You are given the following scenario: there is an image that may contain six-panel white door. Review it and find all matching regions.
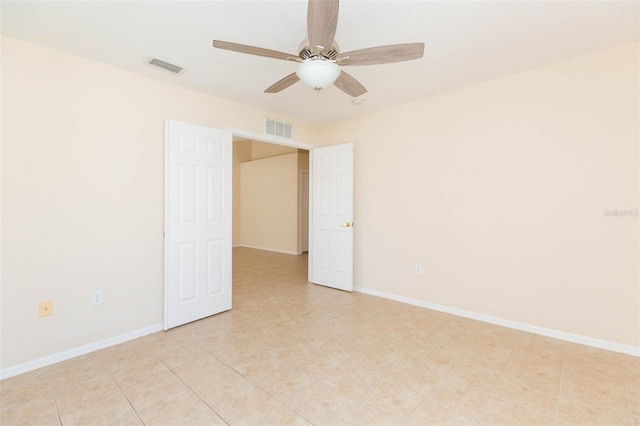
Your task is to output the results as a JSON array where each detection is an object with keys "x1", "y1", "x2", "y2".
[
  {"x1": 164, "y1": 120, "x2": 232, "y2": 330},
  {"x1": 309, "y1": 143, "x2": 354, "y2": 291}
]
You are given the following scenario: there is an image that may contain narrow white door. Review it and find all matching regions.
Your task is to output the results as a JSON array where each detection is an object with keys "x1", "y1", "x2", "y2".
[
  {"x1": 164, "y1": 120, "x2": 232, "y2": 330},
  {"x1": 300, "y1": 170, "x2": 309, "y2": 253},
  {"x1": 309, "y1": 143, "x2": 354, "y2": 291}
]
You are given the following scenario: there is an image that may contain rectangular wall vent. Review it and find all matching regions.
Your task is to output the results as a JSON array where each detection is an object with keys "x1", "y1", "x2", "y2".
[
  {"x1": 265, "y1": 118, "x2": 293, "y2": 139},
  {"x1": 147, "y1": 57, "x2": 183, "y2": 74}
]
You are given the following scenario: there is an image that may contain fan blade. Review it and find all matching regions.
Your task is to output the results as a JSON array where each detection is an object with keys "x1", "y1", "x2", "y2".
[
  {"x1": 336, "y1": 43, "x2": 424, "y2": 66},
  {"x1": 265, "y1": 73, "x2": 300, "y2": 93},
  {"x1": 213, "y1": 40, "x2": 299, "y2": 61},
  {"x1": 334, "y1": 71, "x2": 367, "y2": 97},
  {"x1": 307, "y1": 0, "x2": 339, "y2": 54}
]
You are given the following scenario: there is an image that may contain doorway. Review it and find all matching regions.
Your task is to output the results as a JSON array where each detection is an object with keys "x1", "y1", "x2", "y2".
[{"x1": 232, "y1": 139, "x2": 309, "y2": 255}]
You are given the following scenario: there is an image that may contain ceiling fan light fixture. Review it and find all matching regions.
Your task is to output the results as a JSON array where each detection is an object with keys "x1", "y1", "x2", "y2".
[{"x1": 296, "y1": 59, "x2": 340, "y2": 91}]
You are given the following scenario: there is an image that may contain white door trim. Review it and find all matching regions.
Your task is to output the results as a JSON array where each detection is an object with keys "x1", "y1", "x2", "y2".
[
  {"x1": 299, "y1": 169, "x2": 310, "y2": 254},
  {"x1": 226, "y1": 127, "x2": 317, "y2": 150}
]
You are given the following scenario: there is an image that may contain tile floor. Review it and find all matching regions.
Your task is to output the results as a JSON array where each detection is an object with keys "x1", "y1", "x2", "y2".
[{"x1": 1, "y1": 247, "x2": 638, "y2": 425}]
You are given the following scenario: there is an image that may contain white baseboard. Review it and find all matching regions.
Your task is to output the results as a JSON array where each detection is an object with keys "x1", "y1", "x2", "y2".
[
  {"x1": 354, "y1": 286, "x2": 640, "y2": 357},
  {"x1": 0, "y1": 323, "x2": 163, "y2": 380},
  {"x1": 235, "y1": 244, "x2": 299, "y2": 255}
]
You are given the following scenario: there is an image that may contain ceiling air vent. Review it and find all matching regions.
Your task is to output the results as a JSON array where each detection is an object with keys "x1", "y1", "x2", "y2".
[
  {"x1": 146, "y1": 57, "x2": 183, "y2": 74},
  {"x1": 265, "y1": 118, "x2": 293, "y2": 139}
]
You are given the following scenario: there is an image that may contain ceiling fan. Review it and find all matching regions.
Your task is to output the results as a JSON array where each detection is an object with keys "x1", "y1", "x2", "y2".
[{"x1": 212, "y1": 0, "x2": 424, "y2": 97}]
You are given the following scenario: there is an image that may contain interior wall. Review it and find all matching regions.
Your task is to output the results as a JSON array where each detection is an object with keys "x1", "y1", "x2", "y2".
[
  {"x1": 0, "y1": 35, "x2": 315, "y2": 371},
  {"x1": 240, "y1": 153, "x2": 300, "y2": 254},
  {"x1": 232, "y1": 140, "x2": 252, "y2": 246},
  {"x1": 250, "y1": 141, "x2": 297, "y2": 161},
  {"x1": 311, "y1": 41, "x2": 640, "y2": 348}
]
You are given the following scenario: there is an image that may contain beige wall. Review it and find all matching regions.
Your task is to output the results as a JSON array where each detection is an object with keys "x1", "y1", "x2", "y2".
[
  {"x1": 311, "y1": 42, "x2": 639, "y2": 347},
  {"x1": 240, "y1": 153, "x2": 299, "y2": 254},
  {"x1": 232, "y1": 140, "x2": 252, "y2": 245},
  {"x1": 0, "y1": 36, "x2": 314, "y2": 370},
  {"x1": 250, "y1": 141, "x2": 297, "y2": 161},
  {"x1": 233, "y1": 141, "x2": 303, "y2": 246}
]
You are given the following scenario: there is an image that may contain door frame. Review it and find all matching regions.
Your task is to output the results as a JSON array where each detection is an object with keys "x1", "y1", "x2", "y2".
[
  {"x1": 225, "y1": 127, "x2": 318, "y2": 280},
  {"x1": 299, "y1": 169, "x2": 310, "y2": 254}
]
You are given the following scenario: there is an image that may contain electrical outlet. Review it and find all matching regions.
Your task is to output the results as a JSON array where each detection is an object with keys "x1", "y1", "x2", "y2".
[
  {"x1": 415, "y1": 264, "x2": 422, "y2": 274},
  {"x1": 39, "y1": 301, "x2": 53, "y2": 317},
  {"x1": 93, "y1": 291, "x2": 103, "y2": 305}
]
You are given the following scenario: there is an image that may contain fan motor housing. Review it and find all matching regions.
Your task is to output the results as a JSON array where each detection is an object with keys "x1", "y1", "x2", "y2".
[{"x1": 298, "y1": 41, "x2": 339, "y2": 61}]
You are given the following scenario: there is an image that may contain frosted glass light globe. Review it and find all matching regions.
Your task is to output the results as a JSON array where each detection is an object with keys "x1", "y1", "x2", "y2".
[{"x1": 296, "y1": 59, "x2": 341, "y2": 91}]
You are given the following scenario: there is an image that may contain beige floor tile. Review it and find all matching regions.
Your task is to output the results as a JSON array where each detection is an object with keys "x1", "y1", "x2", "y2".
[
  {"x1": 349, "y1": 353, "x2": 400, "y2": 377},
  {"x1": 291, "y1": 351, "x2": 350, "y2": 381},
  {"x1": 109, "y1": 411, "x2": 144, "y2": 425},
  {"x1": 287, "y1": 381, "x2": 352, "y2": 425},
  {"x1": 319, "y1": 360, "x2": 379, "y2": 398},
  {"x1": 136, "y1": 387, "x2": 210, "y2": 425},
  {"x1": 558, "y1": 395, "x2": 633, "y2": 425},
  {"x1": 257, "y1": 366, "x2": 317, "y2": 403},
  {"x1": 0, "y1": 371, "x2": 53, "y2": 409},
  {"x1": 325, "y1": 402, "x2": 394, "y2": 425},
  {"x1": 518, "y1": 333, "x2": 566, "y2": 355},
  {"x1": 120, "y1": 370, "x2": 187, "y2": 411},
  {"x1": 111, "y1": 357, "x2": 169, "y2": 389},
  {"x1": 189, "y1": 364, "x2": 254, "y2": 406},
  {"x1": 54, "y1": 374, "x2": 124, "y2": 415},
  {"x1": 619, "y1": 354, "x2": 640, "y2": 384},
  {"x1": 153, "y1": 342, "x2": 209, "y2": 370},
  {"x1": 480, "y1": 397, "x2": 554, "y2": 425},
  {"x1": 357, "y1": 378, "x2": 426, "y2": 424},
  {"x1": 102, "y1": 347, "x2": 158, "y2": 373},
  {"x1": 0, "y1": 394, "x2": 60, "y2": 426},
  {"x1": 380, "y1": 364, "x2": 441, "y2": 396},
  {"x1": 295, "y1": 324, "x2": 345, "y2": 348},
  {"x1": 60, "y1": 391, "x2": 134, "y2": 425},
  {"x1": 210, "y1": 384, "x2": 280, "y2": 425},
  {"x1": 561, "y1": 365, "x2": 629, "y2": 412},
  {"x1": 477, "y1": 322, "x2": 525, "y2": 343},
  {"x1": 405, "y1": 398, "x2": 476, "y2": 425},
  {"x1": 404, "y1": 347, "x2": 454, "y2": 375},
  {"x1": 462, "y1": 341, "x2": 514, "y2": 371},
  {"x1": 426, "y1": 374, "x2": 492, "y2": 421},
  {"x1": 254, "y1": 403, "x2": 312, "y2": 425},
  {"x1": 495, "y1": 374, "x2": 559, "y2": 416},
  {"x1": 503, "y1": 348, "x2": 562, "y2": 388},
  {"x1": 47, "y1": 355, "x2": 110, "y2": 389},
  {"x1": 181, "y1": 408, "x2": 228, "y2": 426},
  {"x1": 196, "y1": 331, "x2": 240, "y2": 352},
  {"x1": 627, "y1": 388, "x2": 640, "y2": 418},
  {"x1": 564, "y1": 343, "x2": 622, "y2": 378},
  {"x1": 303, "y1": 338, "x2": 360, "y2": 362},
  {"x1": 172, "y1": 354, "x2": 229, "y2": 387},
  {"x1": 213, "y1": 338, "x2": 261, "y2": 366},
  {"x1": 446, "y1": 360, "x2": 503, "y2": 389},
  {"x1": 229, "y1": 348, "x2": 290, "y2": 382}
]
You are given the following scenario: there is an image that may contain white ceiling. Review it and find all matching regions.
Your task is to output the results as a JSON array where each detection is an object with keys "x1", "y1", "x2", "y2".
[{"x1": 2, "y1": 1, "x2": 638, "y2": 123}]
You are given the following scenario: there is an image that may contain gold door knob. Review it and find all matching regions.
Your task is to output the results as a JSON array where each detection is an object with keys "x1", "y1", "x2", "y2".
[{"x1": 340, "y1": 222, "x2": 352, "y2": 228}]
